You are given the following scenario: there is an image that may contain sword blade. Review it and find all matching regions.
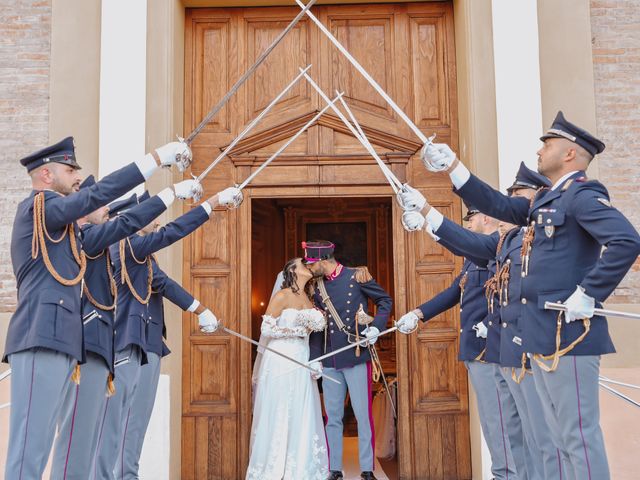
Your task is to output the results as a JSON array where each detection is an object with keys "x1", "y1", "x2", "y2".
[
  {"x1": 237, "y1": 92, "x2": 343, "y2": 189},
  {"x1": 295, "y1": 0, "x2": 430, "y2": 145},
  {"x1": 306, "y1": 326, "x2": 398, "y2": 364},
  {"x1": 599, "y1": 376, "x2": 640, "y2": 390},
  {"x1": 544, "y1": 302, "x2": 640, "y2": 320},
  {"x1": 0, "y1": 369, "x2": 10, "y2": 382},
  {"x1": 185, "y1": 0, "x2": 319, "y2": 144},
  {"x1": 222, "y1": 327, "x2": 341, "y2": 384},
  {"x1": 197, "y1": 65, "x2": 312, "y2": 182},
  {"x1": 599, "y1": 382, "x2": 640, "y2": 408}
]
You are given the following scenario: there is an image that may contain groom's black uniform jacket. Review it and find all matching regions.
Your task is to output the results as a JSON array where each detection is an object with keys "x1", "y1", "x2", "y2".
[{"x1": 309, "y1": 266, "x2": 392, "y2": 369}]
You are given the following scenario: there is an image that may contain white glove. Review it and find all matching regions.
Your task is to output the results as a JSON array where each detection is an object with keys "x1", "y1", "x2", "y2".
[
  {"x1": 563, "y1": 286, "x2": 595, "y2": 323},
  {"x1": 362, "y1": 326, "x2": 380, "y2": 345},
  {"x1": 472, "y1": 322, "x2": 488, "y2": 338},
  {"x1": 420, "y1": 143, "x2": 457, "y2": 172},
  {"x1": 309, "y1": 361, "x2": 323, "y2": 380},
  {"x1": 402, "y1": 211, "x2": 426, "y2": 232},
  {"x1": 217, "y1": 186, "x2": 243, "y2": 209},
  {"x1": 198, "y1": 309, "x2": 219, "y2": 333},
  {"x1": 397, "y1": 184, "x2": 426, "y2": 212},
  {"x1": 396, "y1": 311, "x2": 419, "y2": 334},
  {"x1": 155, "y1": 141, "x2": 193, "y2": 172},
  {"x1": 173, "y1": 179, "x2": 203, "y2": 200}
]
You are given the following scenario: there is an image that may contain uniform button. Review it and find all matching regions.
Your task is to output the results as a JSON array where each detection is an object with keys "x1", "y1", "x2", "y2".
[
  {"x1": 348, "y1": 293, "x2": 352, "y2": 296},
  {"x1": 346, "y1": 310, "x2": 350, "y2": 313},
  {"x1": 459, "y1": 308, "x2": 463, "y2": 313},
  {"x1": 345, "y1": 317, "x2": 350, "y2": 321},
  {"x1": 98, "y1": 315, "x2": 102, "y2": 319},
  {"x1": 502, "y1": 322, "x2": 507, "y2": 328},
  {"x1": 488, "y1": 321, "x2": 492, "y2": 326},
  {"x1": 347, "y1": 301, "x2": 351, "y2": 304},
  {"x1": 331, "y1": 330, "x2": 334, "y2": 334},
  {"x1": 547, "y1": 219, "x2": 552, "y2": 224},
  {"x1": 521, "y1": 272, "x2": 526, "y2": 277},
  {"x1": 59, "y1": 299, "x2": 64, "y2": 305},
  {"x1": 521, "y1": 298, "x2": 527, "y2": 304},
  {"x1": 506, "y1": 259, "x2": 511, "y2": 264},
  {"x1": 502, "y1": 302, "x2": 507, "y2": 307},
  {"x1": 460, "y1": 328, "x2": 463, "y2": 333},
  {"x1": 330, "y1": 322, "x2": 334, "y2": 326},
  {"x1": 350, "y1": 284, "x2": 354, "y2": 288}
]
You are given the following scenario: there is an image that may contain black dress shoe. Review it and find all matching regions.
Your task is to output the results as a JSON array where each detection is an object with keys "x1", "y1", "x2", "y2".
[
  {"x1": 360, "y1": 472, "x2": 378, "y2": 480},
  {"x1": 327, "y1": 471, "x2": 344, "y2": 480}
]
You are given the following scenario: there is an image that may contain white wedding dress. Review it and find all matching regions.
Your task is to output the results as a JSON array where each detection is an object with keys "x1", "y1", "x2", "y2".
[{"x1": 246, "y1": 308, "x2": 329, "y2": 480}]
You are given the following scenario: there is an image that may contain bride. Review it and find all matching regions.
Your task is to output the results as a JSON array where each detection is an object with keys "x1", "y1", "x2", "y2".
[{"x1": 246, "y1": 258, "x2": 329, "y2": 480}]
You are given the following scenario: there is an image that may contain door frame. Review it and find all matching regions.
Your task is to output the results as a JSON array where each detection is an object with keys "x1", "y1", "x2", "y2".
[{"x1": 238, "y1": 184, "x2": 412, "y2": 474}]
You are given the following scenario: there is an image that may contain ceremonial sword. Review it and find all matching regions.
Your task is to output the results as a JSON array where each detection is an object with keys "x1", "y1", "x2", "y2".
[
  {"x1": 184, "y1": 0, "x2": 319, "y2": 146},
  {"x1": 220, "y1": 326, "x2": 341, "y2": 384},
  {"x1": 599, "y1": 381, "x2": 640, "y2": 408},
  {"x1": 294, "y1": 0, "x2": 435, "y2": 148},
  {"x1": 544, "y1": 302, "x2": 640, "y2": 320},
  {"x1": 306, "y1": 326, "x2": 398, "y2": 364}
]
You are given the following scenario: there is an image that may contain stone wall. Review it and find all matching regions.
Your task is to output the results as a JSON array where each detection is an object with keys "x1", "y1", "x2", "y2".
[
  {"x1": 591, "y1": 0, "x2": 640, "y2": 302},
  {"x1": 0, "y1": 0, "x2": 51, "y2": 311}
]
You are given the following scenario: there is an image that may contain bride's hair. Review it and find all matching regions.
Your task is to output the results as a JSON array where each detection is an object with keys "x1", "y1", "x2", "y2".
[{"x1": 281, "y1": 258, "x2": 314, "y2": 298}]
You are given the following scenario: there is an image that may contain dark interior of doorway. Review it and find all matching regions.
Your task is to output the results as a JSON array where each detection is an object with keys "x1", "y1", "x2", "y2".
[{"x1": 251, "y1": 197, "x2": 399, "y2": 478}]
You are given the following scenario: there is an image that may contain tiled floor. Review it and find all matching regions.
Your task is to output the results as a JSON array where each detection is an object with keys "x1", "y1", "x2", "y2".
[{"x1": 342, "y1": 436, "x2": 391, "y2": 480}]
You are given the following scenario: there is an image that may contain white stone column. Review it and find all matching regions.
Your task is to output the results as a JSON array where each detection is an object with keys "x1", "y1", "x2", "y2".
[
  {"x1": 491, "y1": 0, "x2": 543, "y2": 191},
  {"x1": 98, "y1": 0, "x2": 147, "y2": 187}
]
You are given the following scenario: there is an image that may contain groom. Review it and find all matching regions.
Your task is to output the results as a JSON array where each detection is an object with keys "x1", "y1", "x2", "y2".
[{"x1": 304, "y1": 240, "x2": 392, "y2": 480}]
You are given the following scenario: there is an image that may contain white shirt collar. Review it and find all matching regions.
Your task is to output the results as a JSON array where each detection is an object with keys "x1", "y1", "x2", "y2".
[{"x1": 551, "y1": 170, "x2": 580, "y2": 191}]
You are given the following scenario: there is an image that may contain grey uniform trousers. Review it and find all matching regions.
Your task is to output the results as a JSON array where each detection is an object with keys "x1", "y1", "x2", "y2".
[
  {"x1": 91, "y1": 346, "x2": 142, "y2": 480},
  {"x1": 5, "y1": 348, "x2": 76, "y2": 480},
  {"x1": 322, "y1": 362, "x2": 375, "y2": 472},
  {"x1": 115, "y1": 352, "x2": 161, "y2": 480},
  {"x1": 501, "y1": 367, "x2": 567, "y2": 479},
  {"x1": 532, "y1": 355, "x2": 610, "y2": 480},
  {"x1": 465, "y1": 361, "x2": 519, "y2": 480},
  {"x1": 51, "y1": 352, "x2": 110, "y2": 480}
]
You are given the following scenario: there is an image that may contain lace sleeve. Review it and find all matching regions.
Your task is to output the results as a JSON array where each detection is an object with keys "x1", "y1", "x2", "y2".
[{"x1": 260, "y1": 314, "x2": 308, "y2": 338}]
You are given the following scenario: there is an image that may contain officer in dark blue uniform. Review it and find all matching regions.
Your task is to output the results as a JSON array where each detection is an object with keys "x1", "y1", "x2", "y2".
[
  {"x1": 93, "y1": 187, "x2": 240, "y2": 478},
  {"x1": 397, "y1": 202, "x2": 523, "y2": 480},
  {"x1": 50, "y1": 175, "x2": 195, "y2": 480},
  {"x1": 419, "y1": 111, "x2": 640, "y2": 479},
  {"x1": 114, "y1": 194, "x2": 218, "y2": 480},
  {"x1": 4, "y1": 136, "x2": 192, "y2": 479},
  {"x1": 305, "y1": 240, "x2": 392, "y2": 480},
  {"x1": 400, "y1": 164, "x2": 571, "y2": 480}
]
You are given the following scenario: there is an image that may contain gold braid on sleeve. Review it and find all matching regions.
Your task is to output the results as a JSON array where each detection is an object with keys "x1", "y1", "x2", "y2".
[{"x1": 31, "y1": 192, "x2": 86, "y2": 286}]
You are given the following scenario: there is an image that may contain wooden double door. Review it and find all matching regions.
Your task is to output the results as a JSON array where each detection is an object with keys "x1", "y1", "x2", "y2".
[{"x1": 182, "y1": 2, "x2": 471, "y2": 478}]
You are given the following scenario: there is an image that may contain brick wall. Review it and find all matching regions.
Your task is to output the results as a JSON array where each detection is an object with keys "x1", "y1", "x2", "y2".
[
  {"x1": 0, "y1": 1, "x2": 51, "y2": 312},
  {"x1": 591, "y1": 0, "x2": 640, "y2": 303}
]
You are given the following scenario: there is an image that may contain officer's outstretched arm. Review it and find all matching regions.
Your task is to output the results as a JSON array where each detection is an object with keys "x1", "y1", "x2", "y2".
[
  {"x1": 130, "y1": 203, "x2": 211, "y2": 258},
  {"x1": 435, "y1": 218, "x2": 500, "y2": 264},
  {"x1": 82, "y1": 196, "x2": 169, "y2": 256},
  {"x1": 416, "y1": 271, "x2": 462, "y2": 322}
]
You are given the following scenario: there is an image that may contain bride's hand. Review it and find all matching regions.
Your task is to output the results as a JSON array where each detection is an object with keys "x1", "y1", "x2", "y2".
[{"x1": 309, "y1": 361, "x2": 323, "y2": 380}]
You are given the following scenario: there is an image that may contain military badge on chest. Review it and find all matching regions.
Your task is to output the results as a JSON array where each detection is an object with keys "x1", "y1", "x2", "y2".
[{"x1": 537, "y1": 208, "x2": 557, "y2": 238}]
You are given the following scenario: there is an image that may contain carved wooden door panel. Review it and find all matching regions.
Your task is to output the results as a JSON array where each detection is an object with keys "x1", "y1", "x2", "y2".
[{"x1": 184, "y1": 3, "x2": 467, "y2": 478}]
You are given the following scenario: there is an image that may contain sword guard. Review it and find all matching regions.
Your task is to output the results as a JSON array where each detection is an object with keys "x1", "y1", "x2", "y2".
[{"x1": 174, "y1": 136, "x2": 193, "y2": 173}]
